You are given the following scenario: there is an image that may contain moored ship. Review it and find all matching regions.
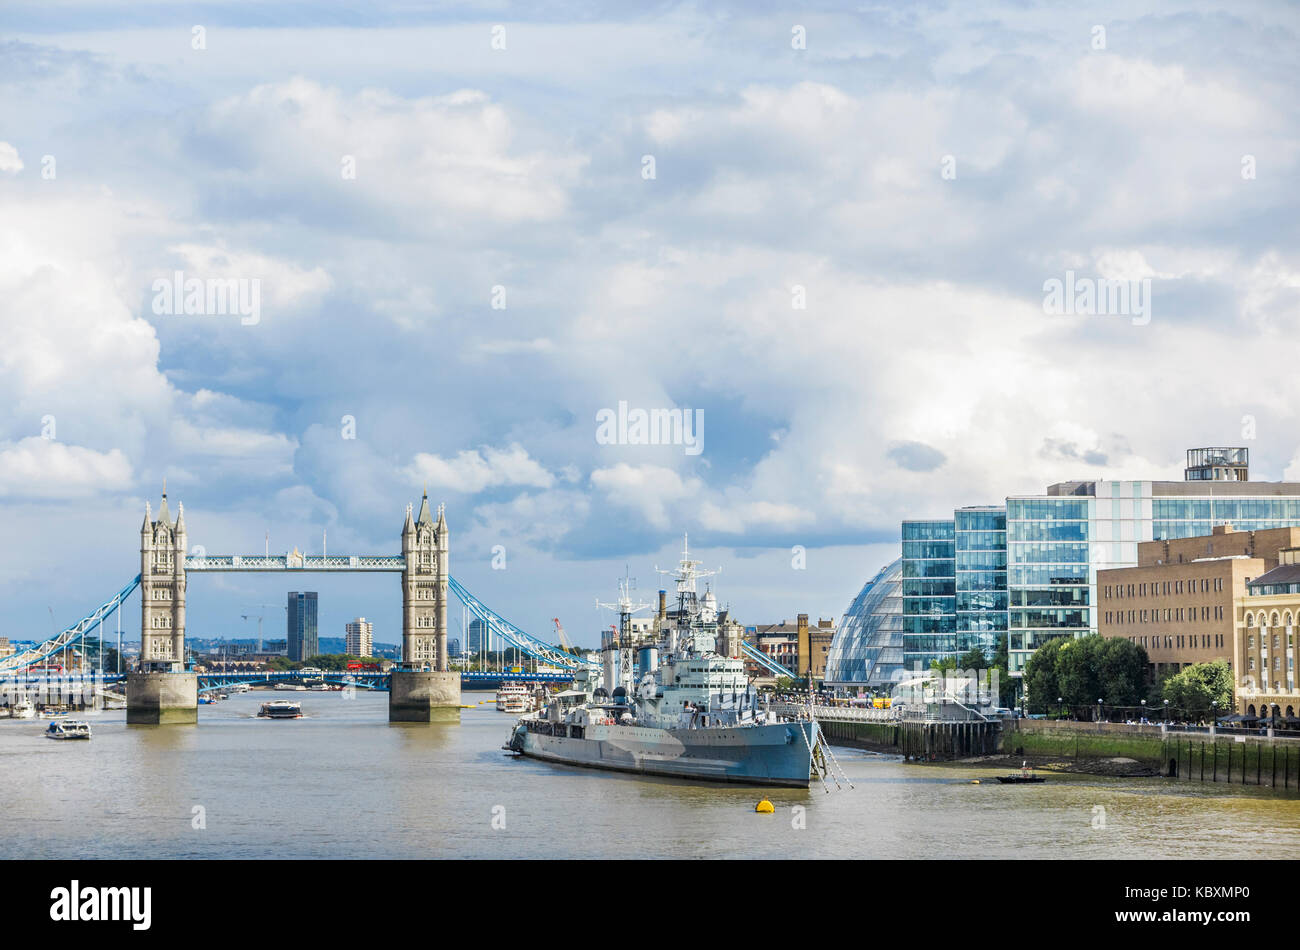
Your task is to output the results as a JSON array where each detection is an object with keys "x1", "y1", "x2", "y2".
[
  {"x1": 496, "y1": 682, "x2": 534, "y2": 713},
  {"x1": 506, "y1": 538, "x2": 827, "y2": 788}
]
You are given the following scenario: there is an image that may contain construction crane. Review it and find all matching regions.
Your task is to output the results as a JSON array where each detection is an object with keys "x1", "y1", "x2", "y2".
[
  {"x1": 552, "y1": 618, "x2": 574, "y2": 654},
  {"x1": 243, "y1": 602, "x2": 287, "y2": 652}
]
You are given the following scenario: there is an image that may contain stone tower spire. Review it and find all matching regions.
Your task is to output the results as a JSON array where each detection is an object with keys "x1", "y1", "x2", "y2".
[{"x1": 401, "y1": 493, "x2": 449, "y2": 671}]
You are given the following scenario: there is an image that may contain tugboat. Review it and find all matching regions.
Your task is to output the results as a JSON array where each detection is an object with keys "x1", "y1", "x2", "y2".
[
  {"x1": 996, "y1": 761, "x2": 1046, "y2": 784},
  {"x1": 44, "y1": 719, "x2": 92, "y2": 740},
  {"x1": 257, "y1": 700, "x2": 303, "y2": 719},
  {"x1": 505, "y1": 538, "x2": 842, "y2": 789}
]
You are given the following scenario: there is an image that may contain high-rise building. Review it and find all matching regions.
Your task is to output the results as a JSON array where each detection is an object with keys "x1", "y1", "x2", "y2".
[
  {"x1": 345, "y1": 617, "x2": 373, "y2": 657},
  {"x1": 467, "y1": 618, "x2": 490, "y2": 654},
  {"x1": 884, "y1": 447, "x2": 1300, "y2": 681},
  {"x1": 287, "y1": 592, "x2": 318, "y2": 662},
  {"x1": 901, "y1": 520, "x2": 955, "y2": 670}
]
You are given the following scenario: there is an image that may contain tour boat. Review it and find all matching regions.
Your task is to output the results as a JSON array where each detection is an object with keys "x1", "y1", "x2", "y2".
[
  {"x1": 496, "y1": 683, "x2": 533, "y2": 713},
  {"x1": 10, "y1": 700, "x2": 35, "y2": 719},
  {"x1": 257, "y1": 700, "x2": 303, "y2": 719},
  {"x1": 45, "y1": 719, "x2": 92, "y2": 740}
]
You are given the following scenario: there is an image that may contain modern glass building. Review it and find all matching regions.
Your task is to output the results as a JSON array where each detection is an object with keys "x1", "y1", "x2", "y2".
[
  {"x1": 901, "y1": 521, "x2": 956, "y2": 670},
  {"x1": 287, "y1": 591, "x2": 319, "y2": 662},
  {"x1": 834, "y1": 448, "x2": 1300, "y2": 689},
  {"x1": 823, "y1": 558, "x2": 903, "y2": 688},
  {"x1": 955, "y1": 507, "x2": 1007, "y2": 658}
]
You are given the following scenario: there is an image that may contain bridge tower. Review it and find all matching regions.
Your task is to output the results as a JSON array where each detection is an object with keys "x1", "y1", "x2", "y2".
[
  {"x1": 390, "y1": 492, "x2": 460, "y2": 721},
  {"x1": 400, "y1": 492, "x2": 449, "y2": 670},
  {"x1": 128, "y1": 485, "x2": 198, "y2": 723}
]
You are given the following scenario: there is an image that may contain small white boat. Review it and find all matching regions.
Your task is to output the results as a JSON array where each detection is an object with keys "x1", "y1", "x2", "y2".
[
  {"x1": 10, "y1": 700, "x2": 35, "y2": 719},
  {"x1": 226, "y1": 683, "x2": 251, "y2": 694},
  {"x1": 257, "y1": 700, "x2": 303, "y2": 719},
  {"x1": 45, "y1": 719, "x2": 92, "y2": 740}
]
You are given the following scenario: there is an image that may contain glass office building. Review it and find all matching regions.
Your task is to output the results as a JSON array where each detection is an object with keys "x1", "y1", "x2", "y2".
[
  {"x1": 832, "y1": 449, "x2": 1300, "y2": 687},
  {"x1": 955, "y1": 507, "x2": 1007, "y2": 658},
  {"x1": 287, "y1": 591, "x2": 319, "y2": 662},
  {"x1": 901, "y1": 520, "x2": 956, "y2": 671},
  {"x1": 823, "y1": 558, "x2": 903, "y2": 688}
]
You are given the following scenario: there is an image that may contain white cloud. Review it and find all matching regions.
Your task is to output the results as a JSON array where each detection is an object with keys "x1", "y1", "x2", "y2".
[
  {"x1": 0, "y1": 142, "x2": 22, "y2": 174},
  {"x1": 0, "y1": 437, "x2": 132, "y2": 498},
  {"x1": 404, "y1": 444, "x2": 555, "y2": 494}
]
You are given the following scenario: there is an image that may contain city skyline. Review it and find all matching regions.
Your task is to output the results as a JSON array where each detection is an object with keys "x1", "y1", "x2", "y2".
[{"x1": 3, "y1": 1, "x2": 1299, "y2": 650}]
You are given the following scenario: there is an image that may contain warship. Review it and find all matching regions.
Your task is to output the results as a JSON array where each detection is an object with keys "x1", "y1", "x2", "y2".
[{"x1": 505, "y1": 538, "x2": 828, "y2": 787}]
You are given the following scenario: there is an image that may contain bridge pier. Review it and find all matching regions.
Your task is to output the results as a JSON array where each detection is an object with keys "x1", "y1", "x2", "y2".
[
  {"x1": 389, "y1": 670, "x2": 460, "y2": 723},
  {"x1": 126, "y1": 671, "x2": 197, "y2": 725}
]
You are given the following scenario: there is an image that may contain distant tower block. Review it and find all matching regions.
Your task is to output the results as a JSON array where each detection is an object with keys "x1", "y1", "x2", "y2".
[{"x1": 129, "y1": 484, "x2": 197, "y2": 724}]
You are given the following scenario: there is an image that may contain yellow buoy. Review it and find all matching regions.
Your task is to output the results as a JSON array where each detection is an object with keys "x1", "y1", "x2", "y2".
[
  {"x1": 755, "y1": 798, "x2": 775, "y2": 814},
  {"x1": 971, "y1": 780, "x2": 981, "y2": 785}
]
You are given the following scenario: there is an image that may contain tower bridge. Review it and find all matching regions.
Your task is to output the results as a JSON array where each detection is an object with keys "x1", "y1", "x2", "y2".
[{"x1": 0, "y1": 488, "x2": 596, "y2": 724}]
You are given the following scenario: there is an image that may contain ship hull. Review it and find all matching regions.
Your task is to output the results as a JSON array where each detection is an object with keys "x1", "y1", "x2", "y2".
[{"x1": 510, "y1": 720, "x2": 816, "y2": 787}]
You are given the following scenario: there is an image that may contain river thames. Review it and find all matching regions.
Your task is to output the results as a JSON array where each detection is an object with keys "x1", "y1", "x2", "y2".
[{"x1": 4, "y1": 690, "x2": 1299, "y2": 860}]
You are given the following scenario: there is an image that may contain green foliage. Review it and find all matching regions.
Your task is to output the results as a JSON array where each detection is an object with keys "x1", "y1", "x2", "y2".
[
  {"x1": 1022, "y1": 635, "x2": 1148, "y2": 716},
  {"x1": 1161, "y1": 660, "x2": 1234, "y2": 721},
  {"x1": 306, "y1": 653, "x2": 383, "y2": 671}
]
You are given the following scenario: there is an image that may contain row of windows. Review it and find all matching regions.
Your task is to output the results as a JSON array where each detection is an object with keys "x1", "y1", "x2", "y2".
[
  {"x1": 902, "y1": 521, "x2": 955, "y2": 541},
  {"x1": 1105, "y1": 577, "x2": 1224, "y2": 599},
  {"x1": 1245, "y1": 633, "x2": 1293, "y2": 650},
  {"x1": 1247, "y1": 655, "x2": 1294, "y2": 672},
  {"x1": 1007, "y1": 565, "x2": 1089, "y2": 586},
  {"x1": 1245, "y1": 611, "x2": 1297, "y2": 627},
  {"x1": 1007, "y1": 521, "x2": 1089, "y2": 542},
  {"x1": 955, "y1": 510, "x2": 1006, "y2": 531},
  {"x1": 1007, "y1": 499, "x2": 1090, "y2": 520},
  {"x1": 1104, "y1": 605, "x2": 1225, "y2": 624},
  {"x1": 1131, "y1": 633, "x2": 1226, "y2": 651},
  {"x1": 1008, "y1": 543, "x2": 1090, "y2": 564},
  {"x1": 902, "y1": 541, "x2": 955, "y2": 559},
  {"x1": 1153, "y1": 499, "x2": 1300, "y2": 520}
]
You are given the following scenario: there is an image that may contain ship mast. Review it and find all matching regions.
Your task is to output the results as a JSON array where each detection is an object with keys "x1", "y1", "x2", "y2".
[{"x1": 596, "y1": 569, "x2": 651, "y2": 698}]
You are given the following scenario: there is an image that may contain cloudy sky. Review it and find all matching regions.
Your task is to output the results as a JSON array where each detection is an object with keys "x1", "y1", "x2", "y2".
[{"x1": 2, "y1": 1, "x2": 1298, "y2": 650}]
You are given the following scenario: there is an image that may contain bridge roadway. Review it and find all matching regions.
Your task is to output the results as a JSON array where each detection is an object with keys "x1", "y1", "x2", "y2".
[{"x1": 0, "y1": 669, "x2": 575, "y2": 695}]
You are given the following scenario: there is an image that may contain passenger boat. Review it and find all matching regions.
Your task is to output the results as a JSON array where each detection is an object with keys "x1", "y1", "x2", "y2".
[
  {"x1": 496, "y1": 683, "x2": 533, "y2": 713},
  {"x1": 10, "y1": 700, "x2": 35, "y2": 719},
  {"x1": 45, "y1": 719, "x2": 92, "y2": 740},
  {"x1": 505, "y1": 540, "x2": 835, "y2": 789},
  {"x1": 274, "y1": 683, "x2": 307, "y2": 692},
  {"x1": 257, "y1": 700, "x2": 303, "y2": 719}
]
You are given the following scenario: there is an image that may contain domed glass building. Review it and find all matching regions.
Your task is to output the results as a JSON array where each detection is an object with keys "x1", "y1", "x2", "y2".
[{"x1": 823, "y1": 558, "x2": 904, "y2": 689}]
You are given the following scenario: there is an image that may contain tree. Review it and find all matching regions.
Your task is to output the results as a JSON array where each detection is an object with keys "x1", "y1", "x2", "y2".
[
  {"x1": 1021, "y1": 637, "x2": 1063, "y2": 715},
  {"x1": 1096, "y1": 636, "x2": 1148, "y2": 707},
  {"x1": 1162, "y1": 660, "x2": 1234, "y2": 721}
]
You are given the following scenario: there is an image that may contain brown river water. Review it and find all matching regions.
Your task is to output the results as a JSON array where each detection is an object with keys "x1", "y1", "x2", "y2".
[{"x1": 3, "y1": 689, "x2": 1298, "y2": 859}]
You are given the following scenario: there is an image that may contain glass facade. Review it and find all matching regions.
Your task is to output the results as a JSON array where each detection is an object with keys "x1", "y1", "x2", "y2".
[
  {"x1": 823, "y1": 558, "x2": 903, "y2": 687},
  {"x1": 1152, "y1": 497, "x2": 1300, "y2": 540},
  {"x1": 287, "y1": 591, "x2": 319, "y2": 662},
  {"x1": 902, "y1": 520, "x2": 955, "y2": 670},
  {"x1": 955, "y1": 507, "x2": 1006, "y2": 658}
]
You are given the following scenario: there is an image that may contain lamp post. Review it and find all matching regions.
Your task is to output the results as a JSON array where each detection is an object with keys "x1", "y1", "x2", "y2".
[
  {"x1": 1140, "y1": 698, "x2": 1146, "y2": 722},
  {"x1": 1097, "y1": 698, "x2": 1104, "y2": 723},
  {"x1": 1164, "y1": 699, "x2": 1169, "y2": 724},
  {"x1": 1058, "y1": 696, "x2": 1064, "y2": 720}
]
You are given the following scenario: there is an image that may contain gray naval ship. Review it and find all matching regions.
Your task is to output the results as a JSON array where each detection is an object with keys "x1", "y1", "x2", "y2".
[{"x1": 506, "y1": 539, "x2": 821, "y2": 787}]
